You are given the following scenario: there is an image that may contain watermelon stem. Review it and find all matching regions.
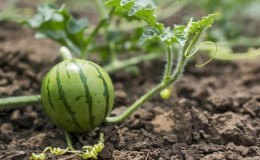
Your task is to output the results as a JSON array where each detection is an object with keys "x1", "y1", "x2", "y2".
[
  {"x1": 98, "y1": 132, "x2": 105, "y2": 144},
  {"x1": 64, "y1": 131, "x2": 75, "y2": 151},
  {"x1": 60, "y1": 46, "x2": 73, "y2": 60},
  {"x1": 106, "y1": 45, "x2": 188, "y2": 123},
  {"x1": 0, "y1": 95, "x2": 41, "y2": 110},
  {"x1": 163, "y1": 45, "x2": 173, "y2": 83}
]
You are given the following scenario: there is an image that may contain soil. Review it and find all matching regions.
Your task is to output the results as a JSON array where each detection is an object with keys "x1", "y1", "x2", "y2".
[{"x1": 0, "y1": 20, "x2": 260, "y2": 160}]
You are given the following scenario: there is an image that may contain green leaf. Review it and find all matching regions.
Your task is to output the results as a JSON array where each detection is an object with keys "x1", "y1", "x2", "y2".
[
  {"x1": 107, "y1": 0, "x2": 216, "y2": 54},
  {"x1": 182, "y1": 14, "x2": 217, "y2": 56},
  {"x1": 106, "y1": 0, "x2": 163, "y2": 30},
  {"x1": 188, "y1": 14, "x2": 217, "y2": 36},
  {"x1": 24, "y1": 4, "x2": 88, "y2": 57},
  {"x1": 139, "y1": 27, "x2": 160, "y2": 44},
  {"x1": 173, "y1": 25, "x2": 187, "y2": 46}
]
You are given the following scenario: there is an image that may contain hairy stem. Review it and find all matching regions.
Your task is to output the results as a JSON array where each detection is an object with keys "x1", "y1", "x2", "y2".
[
  {"x1": 105, "y1": 82, "x2": 165, "y2": 123},
  {"x1": 0, "y1": 95, "x2": 41, "y2": 110},
  {"x1": 163, "y1": 45, "x2": 173, "y2": 83},
  {"x1": 106, "y1": 47, "x2": 188, "y2": 123}
]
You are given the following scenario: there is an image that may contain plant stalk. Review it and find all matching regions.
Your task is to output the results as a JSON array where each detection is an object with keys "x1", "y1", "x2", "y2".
[
  {"x1": 64, "y1": 131, "x2": 75, "y2": 151},
  {"x1": 105, "y1": 82, "x2": 165, "y2": 123},
  {"x1": 106, "y1": 47, "x2": 188, "y2": 123},
  {"x1": 163, "y1": 45, "x2": 173, "y2": 83},
  {"x1": 104, "y1": 53, "x2": 161, "y2": 73},
  {"x1": 0, "y1": 95, "x2": 41, "y2": 110},
  {"x1": 60, "y1": 46, "x2": 73, "y2": 60}
]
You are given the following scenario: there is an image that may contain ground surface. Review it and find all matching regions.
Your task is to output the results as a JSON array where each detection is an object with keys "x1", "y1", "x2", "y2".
[{"x1": 0, "y1": 21, "x2": 260, "y2": 160}]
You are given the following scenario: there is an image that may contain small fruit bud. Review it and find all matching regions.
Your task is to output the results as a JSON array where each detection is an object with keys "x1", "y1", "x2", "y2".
[{"x1": 160, "y1": 88, "x2": 171, "y2": 99}]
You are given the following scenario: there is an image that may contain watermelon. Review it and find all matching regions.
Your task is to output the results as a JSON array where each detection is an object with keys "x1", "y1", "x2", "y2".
[{"x1": 40, "y1": 59, "x2": 114, "y2": 133}]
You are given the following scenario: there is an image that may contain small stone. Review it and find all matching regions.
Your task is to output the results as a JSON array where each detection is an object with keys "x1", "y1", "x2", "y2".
[
  {"x1": 0, "y1": 123, "x2": 13, "y2": 134},
  {"x1": 115, "y1": 90, "x2": 127, "y2": 103},
  {"x1": 0, "y1": 79, "x2": 8, "y2": 86},
  {"x1": 10, "y1": 110, "x2": 21, "y2": 121}
]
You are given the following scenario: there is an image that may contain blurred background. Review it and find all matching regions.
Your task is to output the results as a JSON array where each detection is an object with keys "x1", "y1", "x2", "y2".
[{"x1": 1, "y1": 0, "x2": 260, "y2": 61}]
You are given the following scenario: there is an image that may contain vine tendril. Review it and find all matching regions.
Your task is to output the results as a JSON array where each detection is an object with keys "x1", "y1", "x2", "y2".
[
  {"x1": 195, "y1": 41, "x2": 218, "y2": 67},
  {"x1": 184, "y1": 45, "x2": 199, "y2": 58}
]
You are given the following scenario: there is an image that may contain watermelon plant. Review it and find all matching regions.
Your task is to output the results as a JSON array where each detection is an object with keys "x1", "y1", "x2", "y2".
[{"x1": 0, "y1": 0, "x2": 217, "y2": 159}]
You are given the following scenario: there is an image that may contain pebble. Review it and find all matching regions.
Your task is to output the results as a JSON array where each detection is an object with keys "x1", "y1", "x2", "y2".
[
  {"x1": 10, "y1": 110, "x2": 21, "y2": 121},
  {"x1": 0, "y1": 122, "x2": 13, "y2": 134},
  {"x1": 0, "y1": 79, "x2": 8, "y2": 86}
]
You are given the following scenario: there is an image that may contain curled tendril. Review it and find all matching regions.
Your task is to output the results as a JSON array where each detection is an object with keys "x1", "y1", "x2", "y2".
[
  {"x1": 30, "y1": 153, "x2": 45, "y2": 160},
  {"x1": 195, "y1": 41, "x2": 217, "y2": 67},
  {"x1": 184, "y1": 41, "x2": 217, "y2": 67},
  {"x1": 80, "y1": 143, "x2": 105, "y2": 159},
  {"x1": 184, "y1": 45, "x2": 199, "y2": 58},
  {"x1": 30, "y1": 147, "x2": 68, "y2": 160},
  {"x1": 48, "y1": 147, "x2": 69, "y2": 155}
]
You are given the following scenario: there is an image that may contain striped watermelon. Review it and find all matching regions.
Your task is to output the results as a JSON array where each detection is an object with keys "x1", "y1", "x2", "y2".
[{"x1": 40, "y1": 59, "x2": 114, "y2": 133}]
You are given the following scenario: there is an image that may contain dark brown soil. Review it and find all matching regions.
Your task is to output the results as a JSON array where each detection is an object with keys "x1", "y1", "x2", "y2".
[{"x1": 0, "y1": 20, "x2": 260, "y2": 160}]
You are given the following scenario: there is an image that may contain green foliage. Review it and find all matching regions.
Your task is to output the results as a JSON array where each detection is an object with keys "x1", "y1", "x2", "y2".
[
  {"x1": 106, "y1": 0, "x2": 216, "y2": 47},
  {"x1": 105, "y1": 12, "x2": 217, "y2": 123},
  {"x1": 183, "y1": 14, "x2": 217, "y2": 57},
  {"x1": 24, "y1": 4, "x2": 88, "y2": 57},
  {"x1": 24, "y1": 1, "x2": 164, "y2": 66},
  {"x1": 106, "y1": 0, "x2": 158, "y2": 27}
]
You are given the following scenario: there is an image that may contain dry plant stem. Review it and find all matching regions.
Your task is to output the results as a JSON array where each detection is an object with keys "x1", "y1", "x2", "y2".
[{"x1": 106, "y1": 46, "x2": 187, "y2": 123}]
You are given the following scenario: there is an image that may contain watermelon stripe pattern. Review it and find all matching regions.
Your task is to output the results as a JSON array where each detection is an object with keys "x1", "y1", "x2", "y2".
[
  {"x1": 41, "y1": 59, "x2": 114, "y2": 133},
  {"x1": 46, "y1": 75, "x2": 55, "y2": 111},
  {"x1": 72, "y1": 60, "x2": 95, "y2": 129},
  {"x1": 56, "y1": 64, "x2": 84, "y2": 132},
  {"x1": 88, "y1": 62, "x2": 110, "y2": 120}
]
